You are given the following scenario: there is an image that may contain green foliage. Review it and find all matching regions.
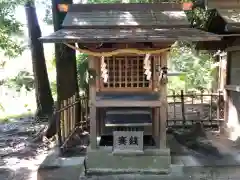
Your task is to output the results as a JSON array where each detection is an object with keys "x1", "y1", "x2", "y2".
[
  {"x1": 39, "y1": 0, "x2": 53, "y2": 25},
  {"x1": 5, "y1": 70, "x2": 35, "y2": 91},
  {"x1": 169, "y1": 42, "x2": 214, "y2": 91},
  {"x1": 76, "y1": 53, "x2": 98, "y2": 94},
  {"x1": 0, "y1": 0, "x2": 26, "y2": 57},
  {"x1": 50, "y1": 80, "x2": 57, "y2": 96},
  {"x1": 76, "y1": 54, "x2": 89, "y2": 92}
]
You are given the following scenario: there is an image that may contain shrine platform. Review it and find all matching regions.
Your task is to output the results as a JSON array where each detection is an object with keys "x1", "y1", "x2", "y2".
[
  {"x1": 37, "y1": 133, "x2": 240, "y2": 180},
  {"x1": 86, "y1": 146, "x2": 171, "y2": 175}
]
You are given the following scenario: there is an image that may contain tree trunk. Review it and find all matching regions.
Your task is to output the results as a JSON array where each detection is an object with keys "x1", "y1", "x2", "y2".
[
  {"x1": 25, "y1": 2, "x2": 54, "y2": 121},
  {"x1": 45, "y1": 0, "x2": 79, "y2": 139},
  {"x1": 52, "y1": 0, "x2": 79, "y2": 99}
]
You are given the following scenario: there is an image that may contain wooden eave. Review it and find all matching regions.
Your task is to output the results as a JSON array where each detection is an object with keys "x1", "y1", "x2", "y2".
[
  {"x1": 195, "y1": 38, "x2": 229, "y2": 50},
  {"x1": 204, "y1": 8, "x2": 240, "y2": 34},
  {"x1": 39, "y1": 28, "x2": 221, "y2": 44},
  {"x1": 195, "y1": 8, "x2": 240, "y2": 50},
  {"x1": 205, "y1": 0, "x2": 240, "y2": 10}
]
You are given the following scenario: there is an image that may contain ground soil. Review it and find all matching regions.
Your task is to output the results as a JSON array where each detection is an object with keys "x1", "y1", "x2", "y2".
[{"x1": 0, "y1": 116, "x2": 54, "y2": 180}]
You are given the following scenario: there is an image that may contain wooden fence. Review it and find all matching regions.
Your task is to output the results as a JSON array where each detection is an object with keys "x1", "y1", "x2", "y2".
[
  {"x1": 56, "y1": 94, "x2": 89, "y2": 154},
  {"x1": 167, "y1": 90, "x2": 224, "y2": 129}
]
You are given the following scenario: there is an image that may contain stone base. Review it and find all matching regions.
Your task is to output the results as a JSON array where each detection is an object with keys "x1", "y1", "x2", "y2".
[
  {"x1": 37, "y1": 148, "x2": 85, "y2": 180},
  {"x1": 86, "y1": 147, "x2": 171, "y2": 175}
]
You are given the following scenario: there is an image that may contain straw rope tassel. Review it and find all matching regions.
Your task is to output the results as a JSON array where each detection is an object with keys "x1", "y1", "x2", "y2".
[
  {"x1": 143, "y1": 53, "x2": 152, "y2": 80},
  {"x1": 100, "y1": 56, "x2": 108, "y2": 83}
]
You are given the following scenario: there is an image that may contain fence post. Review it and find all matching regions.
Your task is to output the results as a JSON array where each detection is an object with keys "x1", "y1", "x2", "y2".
[
  {"x1": 56, "y1": 101, "x2": 63, "y2": 149},
  {"x1": 173, "y1": 90, "x2": 176, "y2": 119},
  {"x1": 217, "y1": 90, "x2": 220, "y2": 121},
  {"x1": 75, "y1": 92, "x2": 80, "y2": 126},
  {"x1": 181, "y1": 90, "x2": 186, "y2": 123},
  {"x1": 210, "y1": 89, "x2": 213, "y2": 121}
]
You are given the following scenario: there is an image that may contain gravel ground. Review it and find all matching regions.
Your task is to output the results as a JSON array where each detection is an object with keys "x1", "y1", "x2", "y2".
[{"x1": 0, "y1": 116, "x2": 53, "y2": 180}]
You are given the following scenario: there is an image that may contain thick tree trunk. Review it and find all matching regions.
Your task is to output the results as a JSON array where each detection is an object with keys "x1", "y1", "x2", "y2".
[
  {"x1": 52, "y1": 0, "x2": 79, "y2": 99},
  {"x1": 45, "y1": 0, "x2": 79, "y2": 139},
  {"x1": 25, "y1": 2, "x2": 54, "y2": 121}
]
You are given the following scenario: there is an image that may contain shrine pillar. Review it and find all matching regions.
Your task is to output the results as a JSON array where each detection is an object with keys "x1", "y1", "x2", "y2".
[
  {"x1": 153, "y1": 51, "x2": 168, "y2": 149},
  {"x1": 89, "y1": 56, "x2": 97, "y2": 149},
  {"x1": 159, "y1": 51, "x2": 168, "y2": 149}
]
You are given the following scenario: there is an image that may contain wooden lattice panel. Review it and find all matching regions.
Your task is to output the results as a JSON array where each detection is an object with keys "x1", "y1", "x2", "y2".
[{"x1": 103, "y1": 56, "x2": 151, "y2": 89}]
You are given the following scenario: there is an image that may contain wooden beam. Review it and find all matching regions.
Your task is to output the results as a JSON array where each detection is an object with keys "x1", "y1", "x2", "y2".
[
  {"x1": 225, "y1": 85, "x2": 240, "y2": 92},
  {"x1": 89, "y1": 56, "x2": 97, "y2": 149},
  {"x1": 226, "y1": 45, "x2": 240, "y2": 52},
  {"x1": 93, "y1": 100, "x2": 161, "y2": 107},
  {"x1": 159, "y1": 52, "x2": 168, "y2": 149},
  {"x1": 153, "y1": 55, "x2": 160, "y2": 148}
]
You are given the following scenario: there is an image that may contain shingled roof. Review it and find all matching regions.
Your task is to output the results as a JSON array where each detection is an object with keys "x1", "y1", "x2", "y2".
[
  {"x1": 62, "y1": 3, "x2": 190, "y2": 29},
  {"x1": 195, "y1": 8, "x2": 240, "y2": 50},
  {"x1": 40, "y1": 3, "x2": 221, "y2": 43}
]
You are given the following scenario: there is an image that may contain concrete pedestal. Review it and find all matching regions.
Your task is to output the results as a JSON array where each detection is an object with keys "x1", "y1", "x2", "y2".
[
  {"x1": 37, "y1": 148, "x2": 85, "y2": 180},
  {"x1": 86, "y1": 147, "x2": 171, "y2": 175}
]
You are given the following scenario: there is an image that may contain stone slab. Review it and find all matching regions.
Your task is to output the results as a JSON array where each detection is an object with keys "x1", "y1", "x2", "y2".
[
  {"x1": 79, "y1": 174, "x2": 187, "y2": 180},
  {"x1": 37, "y1": 148, "x2": 85, "y2": 180},
  {"x1": 86, "y1": 148, "x2": 171, "y2": 175}
]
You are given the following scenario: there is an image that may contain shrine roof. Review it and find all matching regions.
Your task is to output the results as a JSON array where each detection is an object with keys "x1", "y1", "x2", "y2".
[
  {"x1": 217, "y1": 9, "x2": 240, "y2": 32},
  {"x1": 204, "y1": 8, "x2": 240, "y2": 34},
  {"x1": 40, "y1": 28, "x2": 221, "y2": 43},
  {"x1": 61, "y1": 3, "x2": 191, "y2": 29},
  {"x1": 195, "y1": 8, "x2": 240, "y2": 50}
]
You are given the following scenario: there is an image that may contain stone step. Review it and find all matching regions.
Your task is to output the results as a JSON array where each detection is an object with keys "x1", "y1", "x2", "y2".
[
  {"x1": 80, "y1": 174, "x2": 186, "y2": 180},
  {"x1": 112, "y1": 149, "x2": 144, "y2": 155}
]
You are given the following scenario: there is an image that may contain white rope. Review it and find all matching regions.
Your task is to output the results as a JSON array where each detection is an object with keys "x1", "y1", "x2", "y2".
[
  {"x1": 100, "y1": 56, "x2": 108, "y2": 83},
  {"x1": 143, "y1": 53, "x2": 152, "y2": 80}
]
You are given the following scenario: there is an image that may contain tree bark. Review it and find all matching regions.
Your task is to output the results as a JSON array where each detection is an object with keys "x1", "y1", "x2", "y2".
[
  {"x1": 44, "y1": 0, "x2": 79, "y2": 139},
  {"x1": 52, "y1": 0, "x2": 79, "y2": 100},
  {"x1": 25, "y1": 2, "x2": 54, "y2": 121}
]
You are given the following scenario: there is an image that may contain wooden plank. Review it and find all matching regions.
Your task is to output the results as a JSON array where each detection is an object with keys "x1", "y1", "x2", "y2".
[
  {"x1": 60, "y1": 102, "x2": 64, "y2": 143},
  {"x1": 113, "y1": 56, "x2": 116, "y2": 88},
  {"x1": 159, "y1": 52, "x2": 168, "y2": 149},
  {"x1": 131, "y1": 56, "x2": 133, "y2": 87},
  {"x1": 95, "y1": 57, "x2": 100, "y2": 92},
  {"x1": 40, "y1": 28, "x2": 221, "y2": 43},
  {"x1": 226, "y1": 45, "x2": 240, "y2": 52},
  {"x1": 89, "y1": 56, "x2": 97, "y2": 149},
  {"x1": 94, "y1": 100, "x2": 161, "y2": 107},
  {"x1": 100, "y1": 87, "x2": 152, "y2": 92},
  {"x1": 153, "y1": 55, "x2": 160, "y2": 148},
  {"x1": 64, "y1": 100, "x2": 68, "y2": 140},
  {"x1": 68, "y1": 97, "x2": 72, "y2": 132},
  {"x1": 225, "y1": 85, "x2": 240, "y2": 92},
  {"x1": 125, "y1": 56, "x2": 127, "y2": 87}
]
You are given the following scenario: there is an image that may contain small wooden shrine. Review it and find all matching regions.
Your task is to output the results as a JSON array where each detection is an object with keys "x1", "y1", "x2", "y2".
[
  {"x1": 195, "y1": 0, "x2": 240, "y2": 139},
  {"x1": 41, "y1": 3, "x2": 220, "y2": 173}
]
